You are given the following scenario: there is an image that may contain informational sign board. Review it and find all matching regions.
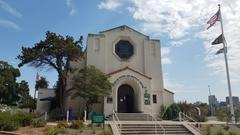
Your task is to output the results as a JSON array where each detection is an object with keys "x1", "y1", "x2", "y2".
[{"x1": 91, "y1": 113, "x2": 105, "y2": 124}]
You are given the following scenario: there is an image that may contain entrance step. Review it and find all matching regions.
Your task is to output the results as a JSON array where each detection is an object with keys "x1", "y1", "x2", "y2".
[
  {"x1": 108, "y1": 113, "x2": 196, "y2": 134},
  {"x1": 120, "y1": 124, "x2": 193, "y2": 135},
  {"x1": 107, "y1": 113, "x2": 154, "y2": 121}
]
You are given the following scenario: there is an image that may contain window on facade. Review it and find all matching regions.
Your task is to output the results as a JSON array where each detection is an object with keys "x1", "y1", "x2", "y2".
[
  {"x1": 107, "y1": 96, "x2": 113, "y2": 104},
  {"x1": 153, "y1": 94, "x2": 157, "y2": 104},
  {"x1": 115, "y1": 40, "x2": 134, "y2": 60}
]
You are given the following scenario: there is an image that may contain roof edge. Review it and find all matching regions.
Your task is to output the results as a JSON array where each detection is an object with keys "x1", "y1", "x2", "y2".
[
  {"x1": 164, "y1": 88, "x2": 174, "y2": 94},
  {"x1": 100, "y1": 25, "x2": 150, "y2": 39},
  {"x1": 107, "y1": 66, "x2": 152, "y2": 79}
]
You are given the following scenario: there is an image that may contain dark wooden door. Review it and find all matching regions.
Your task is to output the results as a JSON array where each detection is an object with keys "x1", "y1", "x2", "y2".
[{"x1": 117, "y1": 84, "x2": 134, "y2": 113}]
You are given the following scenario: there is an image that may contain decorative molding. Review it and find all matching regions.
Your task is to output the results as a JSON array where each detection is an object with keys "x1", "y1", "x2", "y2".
[{"x1": 107, "y1": 66, "x2": 151, "y2": 80}]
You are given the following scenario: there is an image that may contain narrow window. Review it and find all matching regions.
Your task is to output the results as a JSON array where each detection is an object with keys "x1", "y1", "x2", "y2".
[
  {"x1": 153, "y1": 94, "x2": 157, "y2": 104},
  {"x1": 107, "y1": 96, "x2": 112, "y2": 104}
]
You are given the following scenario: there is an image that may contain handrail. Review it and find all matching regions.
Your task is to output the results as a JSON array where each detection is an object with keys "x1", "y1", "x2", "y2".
[
  {"x1": 144, "y1": 106, "x2": 165, "y2": 135},
  {"x1": 113, "y1": 110, "x2": 121, "y2": 135},
  {"x1": 179, "y1": 112, "x2": 201, "y2": 131},
  {"x1": 152, "y1": 115, "x2": 165, "y2": 135}
]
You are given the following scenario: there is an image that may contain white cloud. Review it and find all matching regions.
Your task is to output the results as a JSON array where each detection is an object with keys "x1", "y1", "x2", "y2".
[
  {"x1": 0, "y1": 19, "x2": 21, "y2": 30},
  {"x1": 66, "y1": 0, "x2": 77, "y2": 16},
  {"x1": 0, "y1": 0, "x2": 22, "y2": 18},
  {"x1": 101, "y1": 0, "x2": 240, "y2": 84},
  {"x1": 98, "y1": 0, "x2": 122, "y2": 11},
  {"x1": 161, "y1": 47, "x2": 172, "y2": 65}
]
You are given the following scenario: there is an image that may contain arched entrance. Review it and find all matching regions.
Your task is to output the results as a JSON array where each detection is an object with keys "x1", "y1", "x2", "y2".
[{"x1": 117, "y1": 84, "x2": 134, "y2": 113}]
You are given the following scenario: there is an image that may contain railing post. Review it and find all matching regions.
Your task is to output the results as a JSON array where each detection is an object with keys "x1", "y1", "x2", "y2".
[
  {"x1": 179, "y1": 112, "x2": 182, "y2": 122},
  {"x1": 44, "y1": 112, "x2": 47, "y2": 121},
  {"x1": 66, "y1": 110, "x2": 69, "y2": 123},
  {"x1": 84, "y1": 110, "x2": 87, "y2": 122}
]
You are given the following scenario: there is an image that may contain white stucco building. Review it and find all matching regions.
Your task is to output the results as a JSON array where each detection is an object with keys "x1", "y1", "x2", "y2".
[
  {"x1": 38, "y1": 25, "x2": 174, "y2": 117},
  {"x1": 85, "y1": 25, "x2": 174, "y2": 116}
]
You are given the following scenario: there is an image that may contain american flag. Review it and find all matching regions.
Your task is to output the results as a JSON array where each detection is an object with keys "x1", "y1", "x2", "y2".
[{"x1": 207, "y1": 9, "x2": 220, "y2": 29}]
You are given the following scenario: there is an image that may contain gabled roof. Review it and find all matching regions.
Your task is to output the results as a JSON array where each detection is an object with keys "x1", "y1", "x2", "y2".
[
  {"x1": 107, "y1": 66, "x2": 151, "y2": 79},
  {"x1": 100, "y1": 25, "x2": 149, "y2": 39}
]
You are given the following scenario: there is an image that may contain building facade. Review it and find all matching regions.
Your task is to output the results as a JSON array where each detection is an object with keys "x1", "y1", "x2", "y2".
[
  {"x1": 226, "y1": 96, "x2": 239, "y2": 106},
  {"x1": 208, "y1": 95, "x2": 218, "y2": 116},
  {"x1": 85, "y1": 25, "x2": 174, "y2": 116}
]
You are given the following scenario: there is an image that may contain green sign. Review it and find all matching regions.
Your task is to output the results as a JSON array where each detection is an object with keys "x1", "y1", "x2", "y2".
[
  {"x1": 144, "y1": 90, "x2": 150, "y2": 105},
  {"x1": 91, "y1": 114, "x2": 105, "y2": 124}
]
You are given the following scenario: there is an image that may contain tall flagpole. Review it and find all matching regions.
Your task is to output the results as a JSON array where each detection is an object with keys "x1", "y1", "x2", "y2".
[{"x1": 218, "y1": 4, "x2": 235, "y2": 123}]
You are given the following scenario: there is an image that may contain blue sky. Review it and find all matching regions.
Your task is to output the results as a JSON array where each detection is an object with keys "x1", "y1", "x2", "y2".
[{"x1": 0, "y1": 0, "x2": 239, "y2": 103}]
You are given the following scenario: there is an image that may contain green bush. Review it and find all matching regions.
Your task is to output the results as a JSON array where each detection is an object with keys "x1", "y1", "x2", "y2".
[
  {"x1": 162, "y1": 103, "x2": 181, "y2": 120},
  {"x1": 92, "y1": 128, "x2": 96, "y2": 134},
  {"x1": 0, "y1": 119, "x2": 19, "y2": 131},
  {"x1": 99, "y1": 128, "x2": 113, "y2": 135},
  {"x1": 70, "y1": 120, "x2": 84, "y2": 129},
  {"x1": 223, "y1": 124, "x2": 230, "y2": 131},
  {"x1": 13, "y1": 112, "x2": 34, "y2": 127},
  {"x1": 44, "y1": 126, "x2": 60, "y2": 135},
  {"x1": 216, "y1": 129, "x2": 226, "y2": 135},
  {"x1": 31, "y1": 118, "x2": 46, "y2": 127},
  {"x1": 205, "y1": 125, "x2": 211, "y2": 135},
  {"x1": 0, "y1": 113, "x2": 18, "y2": 131},
  {"x1": 57, "y1": 121, "x2": 68, "y2": 128},
  {"x1": 0, "y1": 112, "x2": 34, "y2": 131},
  {"x1": 229, "y1": 131, "x2": 239, "y2": 135},
  {"x1": 195, "y1": 115, "x2": 206, "y2": 122}
]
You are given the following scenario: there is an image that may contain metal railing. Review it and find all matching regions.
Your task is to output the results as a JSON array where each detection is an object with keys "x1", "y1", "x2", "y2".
[
  {"x1": 144, "y1": 106, "x2": 165, "y2": 135},
  {"x1": 112, "y1": 110, "x2": 122, "y2": 135},
  {"x1": 179, "y1": 112, "x2": 201, "y2": 132}
]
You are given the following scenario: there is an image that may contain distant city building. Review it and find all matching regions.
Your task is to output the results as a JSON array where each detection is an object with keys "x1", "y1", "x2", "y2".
[
  {"x1": 208, "y1": 95, "x2": 218, "y2": 116},
  {"x1": 226, "y1": 96, "x2": 239, "y2": 106},
  {"x1": 219, "y1": 101, "x2": 226, "y2": 107}
]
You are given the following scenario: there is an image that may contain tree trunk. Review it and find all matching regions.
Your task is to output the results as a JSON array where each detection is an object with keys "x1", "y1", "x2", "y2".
[{"x1": 58, "y1": 73, "x2": 67, "y2": 113}]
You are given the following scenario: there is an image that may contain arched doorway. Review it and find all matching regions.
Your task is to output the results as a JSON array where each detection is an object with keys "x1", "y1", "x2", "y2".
[{"x1": 117, "y1": 84, "x2": 134, "y2": 113}]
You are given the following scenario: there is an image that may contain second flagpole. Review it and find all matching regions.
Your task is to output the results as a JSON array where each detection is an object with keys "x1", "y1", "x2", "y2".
[{"x1": 218, "y1": 4, "x2": 235, "y2": 123}]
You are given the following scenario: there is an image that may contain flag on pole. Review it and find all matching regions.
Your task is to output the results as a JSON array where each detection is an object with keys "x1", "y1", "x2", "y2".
[
  {"x1": 212, "y1": 34, "x2": 224, "y2": 45},
  {"x1": 207, "y1": 9, "x2": 220, "y2": 29},
  {"x1": 216, "y1": 47, "x2": 227, "y2": 55}
]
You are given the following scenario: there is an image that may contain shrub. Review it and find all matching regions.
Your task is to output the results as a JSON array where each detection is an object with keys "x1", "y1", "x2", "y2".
[
  {"x1": 229, "y1": 131, "x2": 239, "y2": 135},
  {"x1": 205, "y1": 125, "x2": 211, "y2": 135},
  {"x1": 70, "y1": 120, "x2": 84, "y2": 129},
  {"x1": 223, "y1": 124, "x2": 230, "y2": 131},
  {"x1": 57, "y1": 121, "x2": 68, "y2": 128},
  {"x1": 195, "y1": 115, "x2": 206, "y2": 122},
  {"x1": 31, "y1": 118, "x2": 46, "y2": 127},
  {"x1": 0, "y1": 119, "x2": 19, "y2": 131},
  {"x1": 0, "y1": 112, "x2": 34, "y2": 130},
  {"x1": 92, "y1": 128, "x2": 96, "y2": 134},
  {"x1": 215, "y1": 129, "x2": 225, "y2": 135},
  {"x1": 99, "y1": 128, "x2": 113, "y2": 135},
  {"x1": 162, "y1": 103, "x2": 181, "y2": 120},
  {"x1": 13, "y1": 112, "x2": 34, "y2": 127},
  {"x1": 44, "y1": 126, "x2": 60, "y2": 135}
]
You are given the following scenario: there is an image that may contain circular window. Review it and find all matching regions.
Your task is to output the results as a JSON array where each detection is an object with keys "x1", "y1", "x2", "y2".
[{"x1": 115, "y1": 40, "x2": 134, "y2": 60}]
